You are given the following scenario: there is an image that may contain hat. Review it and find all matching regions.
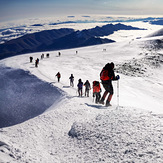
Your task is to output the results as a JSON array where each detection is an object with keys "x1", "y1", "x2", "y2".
[{"x1": 110, "y1": 62, "x2": 114, "y2": 68}]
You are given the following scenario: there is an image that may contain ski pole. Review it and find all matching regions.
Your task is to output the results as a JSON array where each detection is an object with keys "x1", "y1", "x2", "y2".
[
  {"x1": 117, "y1": 79, "x2": 119, "y2": 109},
  {"x1": 76, "y1": 90, "x2": 78, "y2": 96}
]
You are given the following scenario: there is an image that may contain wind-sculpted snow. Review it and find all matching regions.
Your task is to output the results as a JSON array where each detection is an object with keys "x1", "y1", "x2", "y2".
[
  {"x1": 147, "y1": 28, "x2": 163, "y2": 38},
  {"x1": 68, "y1": 108, "x2": 163, "y2": 162},
  {"x1": 0, "y1": 66, "x2": 63, "y2": 128}
]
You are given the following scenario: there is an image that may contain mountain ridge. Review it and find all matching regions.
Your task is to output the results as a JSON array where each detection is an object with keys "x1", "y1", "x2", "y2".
[{"x1": 0, "y1": 23, "x2": 145, "y2": 59}]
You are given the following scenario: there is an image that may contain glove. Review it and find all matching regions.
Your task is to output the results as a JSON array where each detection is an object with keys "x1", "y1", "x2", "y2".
[{"x1": 116, "y1": 75, "x2": 120, "y2": 80}]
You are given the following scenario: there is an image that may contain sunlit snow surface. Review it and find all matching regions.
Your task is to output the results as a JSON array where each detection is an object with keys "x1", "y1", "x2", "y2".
[{"x1": 0, "y1": 17, "x2": 163, "y2": 162}]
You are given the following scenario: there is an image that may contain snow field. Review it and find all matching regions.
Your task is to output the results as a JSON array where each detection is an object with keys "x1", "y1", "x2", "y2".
[{"x1": 0, "y1": 28, "x2": 163, "y2": 162}]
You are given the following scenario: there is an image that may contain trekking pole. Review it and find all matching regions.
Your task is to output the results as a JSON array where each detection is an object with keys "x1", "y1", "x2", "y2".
[
  {"x1": 76, "y1": 90, "x2": 78, "y2": 96},
  {"x1": 116, "y1": 79, "x2": 119, "y2": 109}
]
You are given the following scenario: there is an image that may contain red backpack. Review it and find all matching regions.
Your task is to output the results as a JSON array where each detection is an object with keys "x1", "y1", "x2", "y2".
[
  {"x1": 93, "y1": 81, "x2": 101, "y2": 93},
  {"x1": 100, "y1": 69, "x2": 110, "y2": 80},
  {"x1": 100, "y1": 63, "x2": 114, "y2": 81}
]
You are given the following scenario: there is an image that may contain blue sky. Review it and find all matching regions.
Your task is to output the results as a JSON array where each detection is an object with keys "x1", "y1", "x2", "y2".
[{"x1": 0, "y1": 0, "x2": 163, "y2": 22}]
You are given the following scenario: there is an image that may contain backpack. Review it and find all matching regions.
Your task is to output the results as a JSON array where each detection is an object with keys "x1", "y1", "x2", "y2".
[
  {"x1": 100, "y1": 63, "x2": 114, "y2": 81},
  {"x1": 84, "y1": 81, "x2": 90, "y2": 89},
  {"x1": 57, "y1": 73, "x2": 61, "y2": 78},
  {"x1": 100, "y1": 69, "x2": 110, "y2": 81},
  {"x1": 78, "y1": 82, "x2": 83, "y2": 89},
  {"x1": 93, "y1": 81, "x2": 101, "y2": 93}
]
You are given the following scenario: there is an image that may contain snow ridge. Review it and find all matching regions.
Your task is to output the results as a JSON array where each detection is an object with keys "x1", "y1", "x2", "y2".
[{"x1": 68, "y1": 108, "x2": 163, "y2": 162}]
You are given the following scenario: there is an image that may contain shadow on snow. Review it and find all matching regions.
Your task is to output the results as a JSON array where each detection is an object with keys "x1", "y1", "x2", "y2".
[
  {"x1": 0, "y1": 66, "x2": 63, "y2": 128},
  {"x1": 85, "y1": 103, "x2": 108, "y2": 109}
]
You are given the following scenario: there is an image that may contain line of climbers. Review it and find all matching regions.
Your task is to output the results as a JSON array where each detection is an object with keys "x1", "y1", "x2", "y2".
[
  {"x1": 29, "y1": 54, "x2": 120, "y2": 107},
  {"x1": 30, "y1": 53, "x2": 50, "y2": 68},
  {"x1": 29, "y1": 51, "x2": 77, "y2": 68},
  {"x1": 55, "y1": 62, "x2": 120, "y2": 107}
]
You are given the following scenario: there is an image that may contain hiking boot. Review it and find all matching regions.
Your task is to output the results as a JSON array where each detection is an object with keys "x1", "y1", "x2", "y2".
[
  {"x1": 106, "y1": 101, "x2": 112, "y2": 107},
  {"x1": 99, "y1": 100, "x2": 104, "y2": 105}
]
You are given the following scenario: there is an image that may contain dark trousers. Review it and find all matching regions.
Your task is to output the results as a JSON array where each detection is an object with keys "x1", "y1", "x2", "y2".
[
  {"x1": 85, "y1": 89, "x2": 90, "y2": 97},
  {"x1": 101, "y1": 80, "x2": 113, "y2": 102},
  {"x1": 57, "y1": 77, "x2": 60, "y2": 82},
  {"x1": 78, "y1": 88, "x2": 83, "y2": 97},
  {"x1": 93, "y1": 92, "x2": 101, "y2": 103},
  {"x1": 70, "y1": 81, "x2": 74, "y2": 87}
]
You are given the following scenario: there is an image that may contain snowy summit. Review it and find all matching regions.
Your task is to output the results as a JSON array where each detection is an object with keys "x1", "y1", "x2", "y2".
[{"x1": 0, "y1": 17, "x2": 163, "y2": 163}]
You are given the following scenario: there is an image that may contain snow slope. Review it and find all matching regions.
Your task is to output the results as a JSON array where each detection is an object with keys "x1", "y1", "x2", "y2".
[
  {"x1": 0, "y1": 66, "x2": 64, "y2": 128},
  {"x1": 0, "y1": 28, "x2": 163, "y2": 162}
]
